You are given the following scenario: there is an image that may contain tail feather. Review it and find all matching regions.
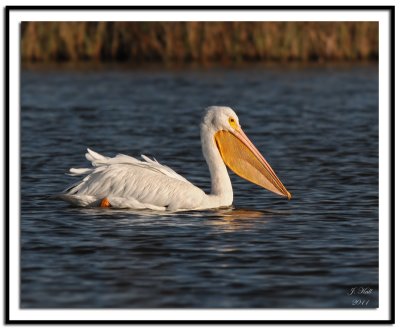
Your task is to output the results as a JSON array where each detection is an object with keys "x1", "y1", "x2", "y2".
[{"x1": 68, "y1": 167, "x2": 93, "y2": 176}]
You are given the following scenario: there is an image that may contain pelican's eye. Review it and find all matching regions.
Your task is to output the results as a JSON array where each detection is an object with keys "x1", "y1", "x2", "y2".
[{"x1": 228, "y1": 117, "x2": 238, "y2": 129}]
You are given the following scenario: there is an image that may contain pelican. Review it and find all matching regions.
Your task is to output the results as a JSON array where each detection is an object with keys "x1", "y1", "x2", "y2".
[{"x1": 58, "y1": 106, "x2": 291, "y2": 211}]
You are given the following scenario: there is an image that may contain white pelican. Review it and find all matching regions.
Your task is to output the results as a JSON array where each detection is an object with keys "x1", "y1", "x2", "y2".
[{"x1": 59, "y1": 106, "x2": 291, "y2": 211}]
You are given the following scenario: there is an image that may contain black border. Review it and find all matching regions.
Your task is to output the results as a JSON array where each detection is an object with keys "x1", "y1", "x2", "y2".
[{"x1": 5, "y1": 5, "x2": 395, "y2": 325}]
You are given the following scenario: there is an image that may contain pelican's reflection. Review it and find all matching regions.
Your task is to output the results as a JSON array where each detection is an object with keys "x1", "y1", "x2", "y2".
[{"x1": 203, "y1": 208, "x2": 276, "y2": 231}]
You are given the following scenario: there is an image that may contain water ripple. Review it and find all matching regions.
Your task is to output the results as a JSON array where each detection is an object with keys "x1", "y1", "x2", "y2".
[{"x1": 21, "y1": 64, "x2": 378, "y2": 308}]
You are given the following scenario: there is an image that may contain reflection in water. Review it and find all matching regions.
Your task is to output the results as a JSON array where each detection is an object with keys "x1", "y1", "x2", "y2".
[
  {"x1": 208, "y1": 209, "x2": 270, "y2": 232},
  {"x1": 216, "y1": 208, "x2": 266, "y2": 219},
  {"x1": 74, "y1": 207, "x2": 271, "y2": 231}
]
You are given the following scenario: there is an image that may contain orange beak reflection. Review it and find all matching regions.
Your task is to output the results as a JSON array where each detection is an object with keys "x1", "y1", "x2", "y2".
[{"x1": 214, "y1": 128, "x2": 291, "y2": 199}]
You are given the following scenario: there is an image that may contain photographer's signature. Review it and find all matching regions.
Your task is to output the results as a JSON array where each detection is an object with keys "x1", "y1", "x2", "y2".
[{"x1": 348, "y1": 286, "x2": 374, "y2": 306}]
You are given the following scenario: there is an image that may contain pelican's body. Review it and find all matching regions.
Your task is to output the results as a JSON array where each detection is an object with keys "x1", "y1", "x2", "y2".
[{"x1": 59, "y1": 106, "x2": 291, "y2": 211}]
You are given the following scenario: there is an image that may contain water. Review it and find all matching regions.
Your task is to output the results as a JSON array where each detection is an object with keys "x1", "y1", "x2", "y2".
[{"x1": 21, "y1": 63, "x2": 379, "y2": 308}]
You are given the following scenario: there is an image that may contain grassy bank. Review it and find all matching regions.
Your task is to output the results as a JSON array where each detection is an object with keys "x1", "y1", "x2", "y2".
[{"x1": 21, "y1": 22, "x2": 378, "y2": 63}]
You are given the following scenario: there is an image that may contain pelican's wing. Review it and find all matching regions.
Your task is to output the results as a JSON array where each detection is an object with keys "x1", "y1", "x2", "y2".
[
  {"x1": 60, "y1": 149, "x2": 205, "y2": 210},
  {"x1": 76, "y1": 148, "x2": 191, "y2": 183}
]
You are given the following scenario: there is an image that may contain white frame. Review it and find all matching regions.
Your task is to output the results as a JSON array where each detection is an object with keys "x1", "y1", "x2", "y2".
[{"x1": 5, "y1": 6, "x2": 393, "y2": 323}]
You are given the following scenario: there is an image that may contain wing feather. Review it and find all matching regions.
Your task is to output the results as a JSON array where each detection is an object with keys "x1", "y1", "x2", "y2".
[{"x1": 61, "y1": 148, "x2": 205, "y2": 210}]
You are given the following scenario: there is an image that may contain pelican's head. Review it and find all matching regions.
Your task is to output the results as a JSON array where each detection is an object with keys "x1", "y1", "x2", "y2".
[
  {"x1": 202, "y1": 106, "x2": 291, "y2": 199},
  {"x1": 202, "y1": 106, "x2": 241, "y2": 132}
]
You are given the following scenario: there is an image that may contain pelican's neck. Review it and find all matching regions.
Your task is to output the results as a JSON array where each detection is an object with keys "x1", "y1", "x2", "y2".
[{"x1": 201, "y1": 124, "x2": 233, "y2": 207}]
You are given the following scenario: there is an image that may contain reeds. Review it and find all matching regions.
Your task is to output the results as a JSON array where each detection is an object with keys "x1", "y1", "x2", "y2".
[{"x1": 21, "y1": 22, "x2": 378, "y2": 63}]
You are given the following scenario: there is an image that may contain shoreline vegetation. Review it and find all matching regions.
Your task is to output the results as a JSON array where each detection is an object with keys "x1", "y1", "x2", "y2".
[{"x1": 21, "y1": 22, "x2": 378, "y2": 63}]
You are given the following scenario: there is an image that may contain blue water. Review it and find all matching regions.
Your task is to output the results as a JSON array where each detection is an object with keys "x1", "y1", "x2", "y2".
[{"x1": 21, "y1": 63, "x2": 378, "y2": 308}]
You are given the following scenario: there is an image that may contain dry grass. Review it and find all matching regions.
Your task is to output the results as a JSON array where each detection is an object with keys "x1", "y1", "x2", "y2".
[{"x1": 21, "y1": 22, "x2": 378, "y2": 63}]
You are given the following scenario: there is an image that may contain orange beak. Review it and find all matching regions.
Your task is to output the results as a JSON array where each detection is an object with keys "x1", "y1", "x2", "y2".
[{"x1": 214, "y1": 127, "x2": 291, "y2": 199}]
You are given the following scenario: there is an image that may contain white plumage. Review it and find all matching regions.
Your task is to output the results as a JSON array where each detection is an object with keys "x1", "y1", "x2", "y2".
[{"x1": 58, "y1": 106, "x2": 291, "y2": 211}]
